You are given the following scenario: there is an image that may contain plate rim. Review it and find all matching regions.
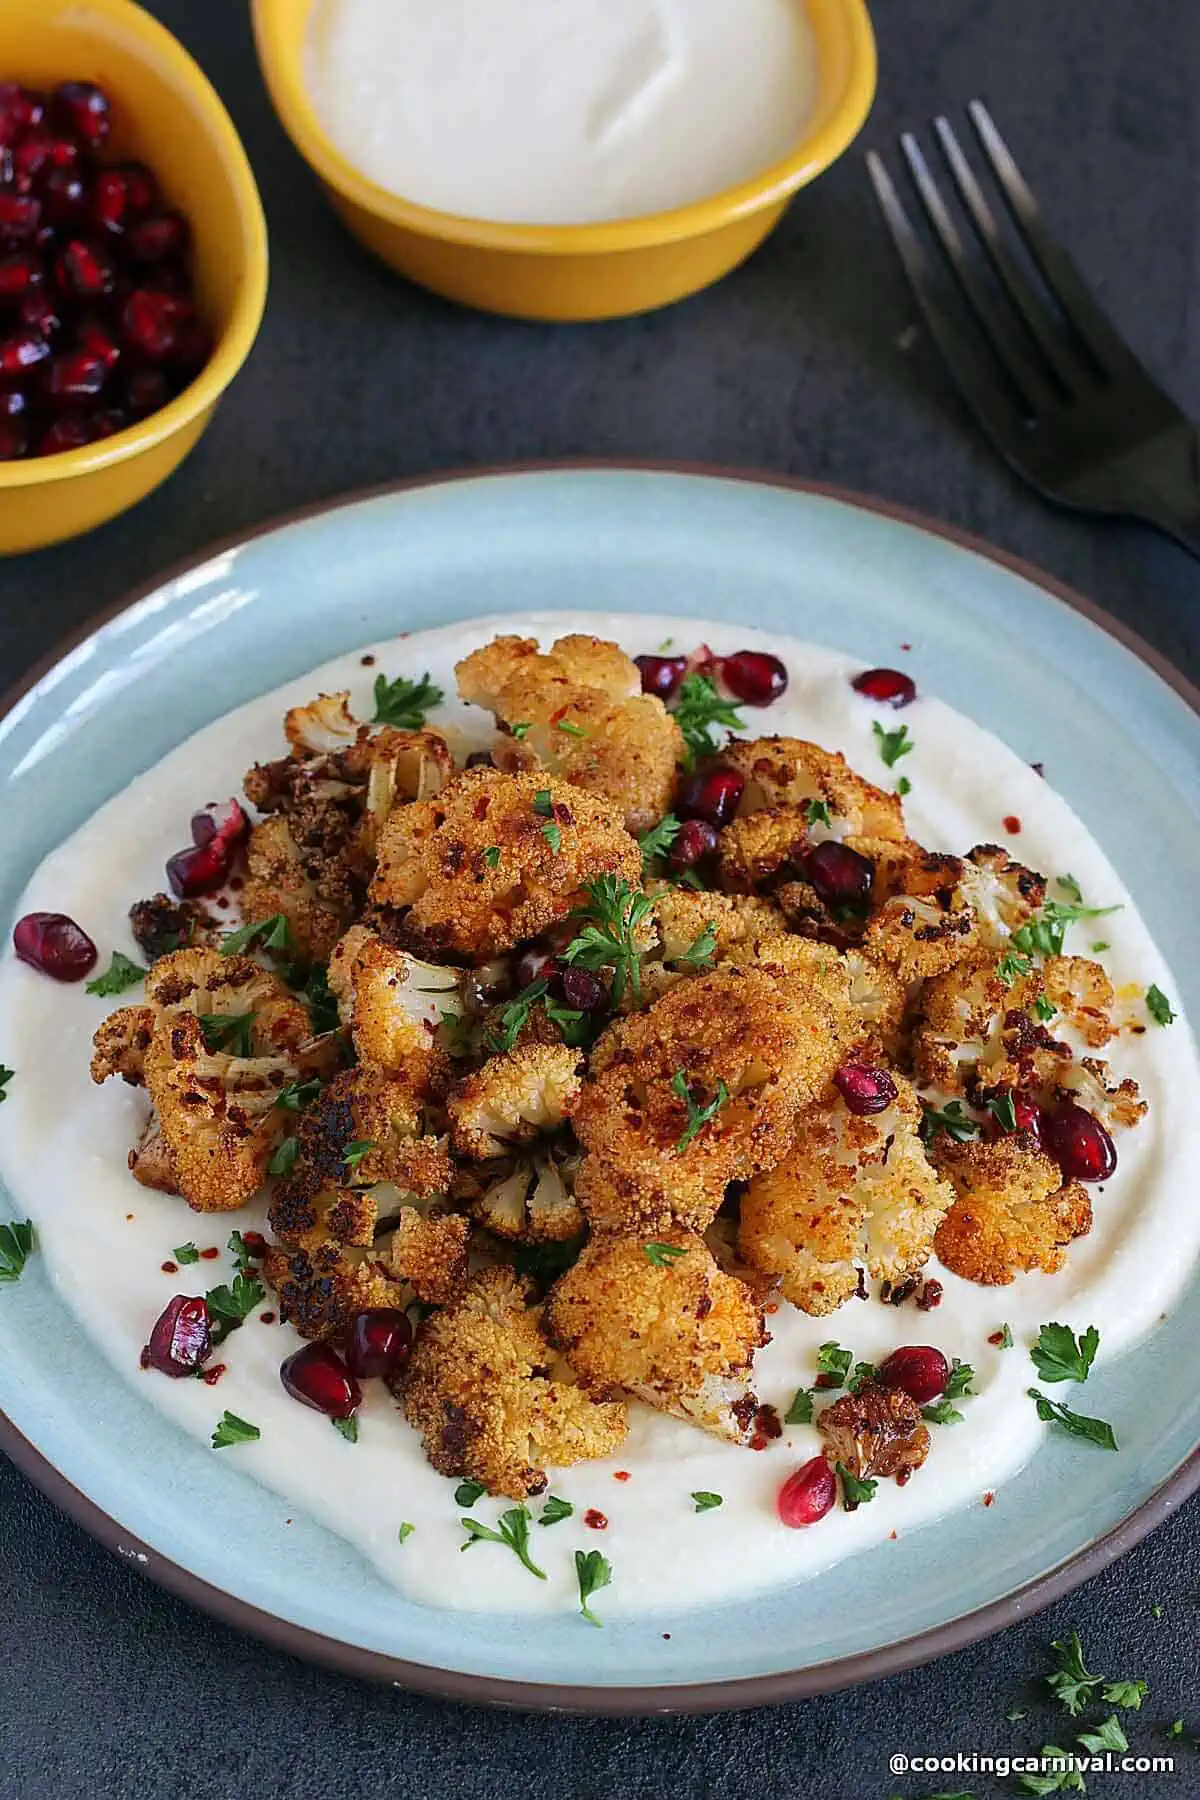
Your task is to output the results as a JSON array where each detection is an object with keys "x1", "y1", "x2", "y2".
[{"x1": 2, "y1": 459, "x2": 1197, "y2": 1715}]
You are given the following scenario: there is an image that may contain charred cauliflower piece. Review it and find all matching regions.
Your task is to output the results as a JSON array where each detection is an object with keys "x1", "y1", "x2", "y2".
[
  {"x1": 933, "y1": 1135, "x2": 1092, "y2": 1284},
  {"x1": 400, "y1": 1266, "x2": 628, "y2": 1499},
  {"x1": 911, "y1": 952, "x2": 1018, "y2": 1093},
  {"x1": 958, "y1": 844, "x2": 1046, "y2": 947},
  {"x1": 284, "y1": 691, "x2": 361, "y2": 756},
  {"x1": 449, "y1": 1043, "x2": 582, "y2": 1159},
  {"x1": 457, "y1": 633, "x2": 682, "y2": 835},
  {"x1": 263, "y1": 1197, "x2": 469, "y2": 1340},
  {"x1": 724, "y1": 736, "x2": 907, "y2": 841},
  {"x1": 460, "y1": 1151, "x2": 585, "y2": 1243},
  {"x1": 355, "y1": 726, "x2": 455, "y2": 856},
  {"x1": 241, "y1": 812, "x2": 356, "y2": 965},
  {"x1": 738, "y1": 1073, "x2": 954, "y2": 1314},
  {"x1": 652, "y1": 888, "x2": 787, "y2": 964},
  {"x1": 90, "y1": 1005, "x2": 156, "y2": 1085},
  {"x1": 862, "y1": 845, "x2": 977, "y2": 983},
  {"x1": 544, "y1": 1230, "x2": 766, "y2": 1442},
  {"x1": 818, "y1": 1382, "x2": 930, "y2": 1484},
  {"x1": 573, "y1": 966, "x2": 840, "y2": 1235},
  {"x1": 369, "y1": 766, "x2": 640, "y2": 960},
  {"x1": 281, "y1": 1065, "x2": 452, "y2": 1202}
]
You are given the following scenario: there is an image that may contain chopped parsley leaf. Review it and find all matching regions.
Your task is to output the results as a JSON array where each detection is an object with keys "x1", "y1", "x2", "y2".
[
  {"x1": 532, "y1": 788, "x2": 554, "y2": 817},
  {"x1": 299, "y1": 964, "x2": 339, "y2": 1035},
  {"x1": 997, "y1": 951, "x2": 1032, "y2": 987},
  {"x1": 815, "y1": 1342, "x2": 854, "y2": 1387},
  {"x1": 1028, "y1": 1388, "x2": 1117, "y2": 1451},
  {"x1": 1146, "y1": 984, "x2": 1175, "y2": 1026},
  {"x1": 805, "y1": 798, "x2": 832, "y2": 828},
  {"x1": 0, "y1": 1218, "x2": 34, "y2": 1284},
  {"x1": 574, "y1": 1548, "x2": 612, "y2": 1626},
  {"x1": 921, "y1": 1398, "x2": 965, "y2": 1425},
  {"x1": 341, "y1": 1139, "x2": 375, "y2": 1175},
  {"x1": 670, "y1": 1068, "x2": 729, "y2": 1153},
  {"x1": 691, "y1": 1491, "x2": 723, "y2": 1512},
  {"x1": 398, "y1": 1521, "x2": 415, "y2": 1543},
  {"x1": 562, "y1": 876, "x2": 655, "y2": 1006},
  {"x1": 644, "y1": 1241, "x2": 688, "y2": 1268},
  {"x1": 670, "y1": 672, "x2": 745, "y2": 767},
  {"x1": 198, "y1": 1011, "x2": 255, "y2": 1057},
  {"x1": 1012, "y1": 898, "x2": 1122, "y2": 960},
  {"x1": 509, "y1": 721, "x2": 532, "y2": 739},
  {"x1": 459, "y1": 1505, "x2": 546, "y2": 1579},
  {"x1": 1101, "y1": 1679, "x2": 1148, "y2": 1710},
  {"x1": 269, "y1": 1135, "x2": 299, "y2": 1177},
  {"x1": 1090, "y1": 940, "x2": 1110, "y2": 954},
  {"x1": 541, "y1": 822, "x2": 563, "y2": 853},
  {"x1": 784, "y1": 1387, "x2": 813, "y2": 1425},
  {"x1": 1017, "y1": 1745, "x2": 1086, "y2": 1793},
  {"x1": 483, "y1": 845, "x2": 501, "y2": 869},
  {"x1": 211, "y1": 1411, "x2": 260, "y2": 1450},
  {"x1": 1030, "y1": 1322, "x2": 1099, "y2": 1385},
  {"x1": 227, "y1": 1230, "x2": 259, "y2": 1276},
  {"x1": 1056, "y1": 874, "x2": 1083, "y2": 905},
  {"x1": 996, "y1": 1323, "x2": 1014, "y2": 1349},
  {"x1": 836, "y1": 1462, "x2": 877, "y2": 1510},
  {"x1": 85, "y1": 950, "x2": 147, "y2": 997},
  {"x1": 943, "y1": 1358, "x2": 976, "y2": 1399},
  {"x1": 277, "y1": 1076, "x2": 323, "y2": 1112},
  {"x1": 638, "y1": 813, "x2": 682, "y2": 870},
  {"x1": 454, "y1": 1479, "x2": 486, "y2": 1507},
  {"x1": 174, "y1": 1242, "x2": 200, "y2": 1265},
  {"x1": 896, "y1": 774, "x2": 912, "y2": 798},
  {"x1": 556, "y1": 719, "x2": 588, "y2": 737},
  {"x1": 205, "y1": 1272, "x2": 265, "y2": 1346},
  {"x1": 986, "y1": 1091, "x2": 1018, "y2": 1133},
  {"x1": 487, "y1": 978, "x2": 549, "y2": 1053},
  {"x1": 332, "y1": 1415, "x2": 358, "y2": 1443},
  {"x1": 0, "y1": 1066, "x2": 12, "y2": 1104},
  {"x1": 920, "y1": 1099, "x2": 980, "y2": 1146},
  {"x1": 677, "y1": 922, "x2": 718, "y2": 969},
  {"x1": 849, "y1": 1360, "x2": 877, "y2": 1393},
  {"x1": 872, "y1": 720, "x2": 913, "y2": 768},
  {"x1": 220, "y1": 913, "x2": 291, "y2": 956},
  {"x1": 538, "y1": 1495, "x2": 573, "y2": 1526},
  {"x1": 1033, "y1": 994, "x2": 1057, "y2": 1023},
  {"x1": 372, "y1": 670, "x2": 443, "y2": 729},
  {"x1": 1077, "y1": 1714, "x2": 1127, "y2": 1754},
  {"x1": 1165, "y1": 1718, "x2": 1183, "y2": 1737},
  {"x1": 1046, "y1": 1631, "x2": 1101, "y2": 1716}
]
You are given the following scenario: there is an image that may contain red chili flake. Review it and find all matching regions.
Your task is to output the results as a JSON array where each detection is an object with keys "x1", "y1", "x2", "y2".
[
  {"x1": 754, "y1": 1403, "x2": 783, "y2": 1441},
  {"x1": 200, "y1": 1362, "x2": 228, "y2": 1386},
  {"x1": 900, "y1": 642, "x2": 911, "y2": 652},
  {"x1": 549, "y1": 705, "x2": 567, "y2": 725},
  {"x1": 361, "y1": 653, "x2": 376, "y2": 666},
  {"x1": 583, "y1": 1508, "x2": 608, "y2": 1530},
  {"x1": 1003, "y1": 814, "x2": 1022, "y2": 834},
  {"x1": 199, "y1": 1246, "x2": 220, "y2": 1260},
  {"x1": 896, "y1": 1467, "x2": 912, "y2": 1486},
  {"x1": 613, "y1": 1470, "x2": 632, "y2": 1482},
  {"x1": 259, "y1": 1311, "x2": 276, "y2": 1325},
  {"x1": 160, "y1": 1260, "x2": 178, "y2": 1274},
  {"x1": 764, "y1": 1300, "x2": 779, "y2": 1315},
  {"x1": 750, "y1": 1434, "x2": 769, "y2": 1451},
  {"x1": 983, "y1": 1490, "x2": 995, "y2": 1507},
  {"x1": 987, "y1": 1329, "x2": 1007, "y2": 1347},
  {"x1": 917, "y1": 1278, "x2": 944, "y2": 1311}
]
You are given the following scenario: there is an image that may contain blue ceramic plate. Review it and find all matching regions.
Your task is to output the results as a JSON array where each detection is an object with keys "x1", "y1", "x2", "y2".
[{"x1": 1, "y1": 467, "x2": 1197, "y2": 1712}]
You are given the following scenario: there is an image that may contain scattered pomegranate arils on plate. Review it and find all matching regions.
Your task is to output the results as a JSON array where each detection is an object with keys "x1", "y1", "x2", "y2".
[
  {"x1": 143, "y1": 1295, "x2": 211, "y2": 1378},
  {"x1": 165, "y1": 838, "x2": 229, "y2": 899},
  {"x1": 804, "y1": 839, "x2": 874, "y2": 908},
  {"x1": 679, "y1": 765, "x2": 744, "y2": 828},
  {"x1": 52, "y1": 81, "x2": 112, "y2": 150},
  {"x1": 634, "y1": 653, "x2": 688, "y2": 699},
  {"x1": 1042, "y1": 1102, "x2": 1117, "y2": 1183},
  {"x1": 833, "y1": 1063, "x2": 898, "y2": 1116},
  {"x1": 190, "y1": 797, "x2": 249, "y2": 851},
  {"x1": 280, "y1": 1342, "x2": 362, "y2": 1418},
  {"x1": 344, "y1": 1309, "x2": 413, "y2": 1380},
  {"x1": 668, "y1": 817, "x2": 718, "y2": 870},
  {"x1": 877, "y1": 1346, "x2": 949, "y2": 1404},
  {"x1": 777, "y1": 1457, "x2": 837, "y2": 1527},
  {"x1": 12, "y1": 910, "x2": 97, "y2": 980},
  {"x1": 720, "y1": 649, "x2": 788, "y2": 706},
  {"x1": 851, "y1": 667, "x2": 917, "y2": 708}
]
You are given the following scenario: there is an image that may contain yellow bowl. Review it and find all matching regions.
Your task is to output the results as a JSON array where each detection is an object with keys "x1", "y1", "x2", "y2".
[
  {"x1": 0, "y1": 0, "x2": 267, "y2": 555},
  {"x1": 252, "y1": 0, "x2": 875, "y2": 322}
]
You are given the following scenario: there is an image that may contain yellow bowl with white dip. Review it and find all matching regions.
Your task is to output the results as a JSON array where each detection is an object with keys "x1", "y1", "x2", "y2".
[{"x1": 251, "y1": 0, "x2": 875, "y2": 321}]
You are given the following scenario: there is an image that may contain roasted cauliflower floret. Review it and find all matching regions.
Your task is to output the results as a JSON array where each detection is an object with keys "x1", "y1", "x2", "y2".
[
  {"x1": 90, "y1": 1004, "x2": 156, "y2": 1085},
  {"x1": 911, "y1": 952, "x2": 1018, "y2": 1093},
  {"x1": 369, "y1": 766, "x2": 640, "y2": 960},
  {"x1": 573, "y1": 966, "x2": 841, "y2": 1235},
  {"x1": 738, "y1": 1073, "x2": 954, "y2": 1314},
  {"x1": 449, "y1": 1043, "x2": 582, "y2": 1160},
  {"x1": 356, "y1": 725, "x2": 454, "y2": 853},
  {"x1": 241, "y1": 812, "x2": 355, "y2": 965},
  {"x1": 544, "y1": 1230, "x2": 767, "y2": 1442},
  {"x1": 862, "y1": 846, "x2": 978, "y2": 983},
  {"x1": 652, "y1": 888, "x2": 787, "y2": 963},
  {"x1": 284, "y1": 691, "x2": 361, "y2": 757},
  {"x1": 718, "y1": 805, "x2": 813, "y2": 894},
  {"x1": 326, "y1": 928, "x2": 458, "y2": 1098},
  {"x1": 459, "y1": 1151, "x2": 585, "y2": 1243},
  {"x1": 142, "y1": 948, "x2": 315, "y2": 1054},
  {"x1": 817, "y1": 1382, "x2": 930, "y2": 1485},
  {"x1": 958, "y1": 844, "x2": 1046, "y2": 947},
  {"x1": 723, "y1": 736, "x2": 907, "y2": 841},
  {"x1": 932, "y1": 1135, "x2": 1092, "y2": 1284},
  {"x1": 1043, "y1": 956, "x2": 1118, "y2": 1048},
  {"x1": 457, "y1": 634, "x2": 639, "y2": 708},
  {"x1": 281, "y1": 1065, "x2": 452, "y2": 1201},
  {"x1": 400, "y1": 1266, "x2": 628, "y2": 1499}
]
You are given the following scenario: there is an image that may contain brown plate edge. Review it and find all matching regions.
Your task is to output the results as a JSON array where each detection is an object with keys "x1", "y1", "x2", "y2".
[{"x1": 1, "y1": 459, "x2": 1197, "y2": 1716}]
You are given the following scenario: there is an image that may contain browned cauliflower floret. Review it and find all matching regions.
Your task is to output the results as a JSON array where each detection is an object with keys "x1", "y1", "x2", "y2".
[
  {"x1": 90, "y1": 1004, "x2": 156, "y2": 1085},
  {"x1": 284, "y1": 691, "x2": 361, "y2": 756},
  {"x1": 457, "y1": 1150, "x2": 584, "y2": 1242},
  {"x1": 862, "y1": 846, "x2": 977, "y2": 983},
  {"x1": 652, "y1": 888, "x2": 787, "y2": 963},
  {"x1": 448, "y1": 1044, "x2": 581, "y2": 1159},
  {"x1": 544, "y1": 1230, "x2": 766, "y2": 1442},
  {"x1": 241, "y1": 812, "x2": 355, "y2": 965},
  {"x1": 399, "y1": 1265, "x2": 628, "y2": 1498},
  {"x1": 1043, "y1": 956, "x2": 1118, "y2": 1048},
  {"x1": 142, "y1": 948, "x2": 315, "y2": 1054},
  {"x1": 817, "y1": 1382, "x2": 931, "y2": 1484},
  {"x1": 723, "y1": 736, "x2": 907, "y2": 841},
  {"x1": 958, "y1": 844, "x2": 1046, "y2": 947},
  {"x1": 738, "y1": 1072, "x2": 954, "y2": 1314},
  {"x1": 911, "y1": 952, "x2": 1018, "y2": 1093},
  {"x1": 456, "y1": 633, "x2": 682, "y2": 834},
  {"x1": 355, "y1": 726, "x2": 455, "y2": 856},
  {"x1": 262, "y1": 1238, "x2": 407, "y2": 1340},
  {"x1": 1058, "y1": 1056, "x2": 1146, "y2": 1131},
  {"x1": 721, "y1": 933, "x2": 905, "y2": 1057},
  {"x1": 369, "y1": 766, "x2": 640, "y2": 960},
  {"x1": 573, "y1": 966, "x2": 841, "y2": 1235},
  {"x1": 281, "y1": 1065, "x2": 452, "y2": 1202},
  {"x1": 326, "y1": 927, "x2": 458, "y2": 1098},
  {"x1": 129, "y1": 892, "x2": 220, "y2": 963},
  {"x1": 128, "y1": 1115, "x2": 178, "y2": 1192},
  {"x1": 932, "y1": 1135, "x2": 1092, "y2": 1284},
  {"x1": 718, "y1": 805, "x2": 813, "y2": 894}
]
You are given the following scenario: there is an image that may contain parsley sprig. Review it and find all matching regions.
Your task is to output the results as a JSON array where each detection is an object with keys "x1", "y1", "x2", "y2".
[
  {"x1": 372, "y1": 670, "x2": 443, "y2": 729},
  {"x1": 872, "y1": 720, "x2": 913, "y2": 768},
  {"x1": 669, "y1": 672, "x2": 744, "y2": 767},
  {"x1": 198, "y1": 1011, "x2": 255, "y2": 1057},
  {"x1": 561, "y1": 876, "x2": 655, "y2": 1006},
  {"x1": 85, "y1": 951, "x2": 147, "y2": 997},
  {"x1": 675, "y1": 922, "x2": 718, "y2": 969},
  {"x1": 574, "y1": 1548, "x2": 613, "y2": 1626},
  {"x1": 670, "y1": 1068, "x2": 729, "y2": 1153},
  {"x1": 211, "y1": 1411, "x2": 260, "y2": 1450},
  {"x1": 920, "y1": 1098, "x2": 980, "y2": 1146},
  {"x1": 459, "y1": 1505, "x2": 546, "y2": 1579},
  {"x1": 220, "y1": 914, "x2": 292, "y2": 957},
  {"x1": 1012, "y1": 897, "x2": 1122, "y2": 960},
  {"x1": 206, "y1": 1271, "x2": 265, "y2": 1347},
  {"x1": 1030, "y1": 1322, "x2": 1099, "y2": 1385},
  {"x1": 1028, "y1": 1388, "x2": 1117, "y2": 1451},
  {"x1": 0, "y1": 1218, "x2": 34, "y2": 1284},
  {"x1": 644, "y1": 1242, "x2": 688, "y2": 1268},
  {"x1": 638, "y1": 813, "x2": 682, "y2": 872},
  {"x1": 836, "y1": 1462, "x2": 877, "y2": 1510},
  {"x1": 1146, "y1": 984, "x2": 1175, "y2": 1027},
  {"x1": 539, "y1": 1495, "x2": 573, "y2": 1526}
]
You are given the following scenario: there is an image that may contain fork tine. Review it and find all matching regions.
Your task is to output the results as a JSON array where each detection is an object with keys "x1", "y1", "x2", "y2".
[
  {"x1": 865, "y1": 151, "x2": 1031, "y2": 452},
  {"x1": 931, "y1": 115, "x2": 1075, "y2": 394},
  {"x1": 967, "y1": 100, "x2": 1137, "y2": 376},
  {"x1": 899, "y1": 132, "x2": 1057, "y2": 417}
]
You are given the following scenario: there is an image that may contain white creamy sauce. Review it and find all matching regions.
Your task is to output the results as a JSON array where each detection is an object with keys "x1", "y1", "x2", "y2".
[
  {"x1": 1, "y1": 611, "x2": 1197, "y2": 1623},
  {"x1": 304, "y1": 0, "x2": 818, "y2": 224}
]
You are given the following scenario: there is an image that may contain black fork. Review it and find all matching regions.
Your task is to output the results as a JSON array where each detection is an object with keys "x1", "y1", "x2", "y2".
[{"x1": 867, "y1": 101, "x2": 1200, "y2": 560}]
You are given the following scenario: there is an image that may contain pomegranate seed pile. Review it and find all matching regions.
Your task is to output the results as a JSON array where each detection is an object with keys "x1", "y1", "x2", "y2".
[{"x1": 0, "y1": 79, "x2": 209, "y2": 460}]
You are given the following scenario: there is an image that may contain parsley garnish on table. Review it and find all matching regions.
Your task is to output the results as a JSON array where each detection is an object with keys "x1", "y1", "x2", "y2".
[
  {"x1": 371, "y1": 670, "x2": 443, "y2": 729},
  {"x1": 574, "y1": 1548, "x2": 613, "y2": 1626},
  {"x1": 669, "y1": 672, "x2": 745, "y2": 766},
  {"x1": 561, "y1": 875, "x2": 655, "y2": 1006},
  {"x1": 459, "y1": 1505, "x2": 546, "y2": 1579},
  {"x1": 85, "y1": 951, "x2": 147, "y2": 997},
  {"x1": 0, "y1": 1218, "x2": 34, "y2": 1284},
  {"x1": 670, "y1": 1068, "x2": 729, "y2": 1153}
]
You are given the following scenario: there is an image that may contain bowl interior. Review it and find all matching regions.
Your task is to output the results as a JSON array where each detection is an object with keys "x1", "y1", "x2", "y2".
[{"x1": 0, "y1": 0, "x2": 262, "y2": 370}]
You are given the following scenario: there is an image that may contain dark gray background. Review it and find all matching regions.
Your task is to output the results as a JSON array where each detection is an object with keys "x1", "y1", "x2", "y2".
[{"x1": 0, "y1": 2, "x2": 1196, "y2": 1796}]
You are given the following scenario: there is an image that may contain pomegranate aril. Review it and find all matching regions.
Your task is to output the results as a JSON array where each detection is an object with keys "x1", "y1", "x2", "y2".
[
  {"x1": 804, "y1": 839, "x2": 874, "y2": 908},
  {"x1": 514, "y1": 946, "x2": 558, "y2": 991},
  {"x1": 557, "y1": 966, "x2": 608, "y2": 1012},
  {"x1": 679, "y1": 766, "x2": 745, "y2": 829},
  {"x1": 852, "y1": 667, "x2": 917, "y2": 708},
  {"x1": 144, "y1": 1295, "x2": 211, "y2": 1378},
  {"x1": 877, "y1": 1345, "x2": 949, "y2": 1405},
  {"x1": 0, "y1": 192, "x2": 39, "y2": 241},
  {"x1": 280, "y1": 1341, "x2": 361, "y2": 1418},
  {"x1": 126, "y1": 210, "x2": 188, "y2": 264},
  {"x1": 52, "y1": 81, "x2": 112, "y2": 150},
  {"x1": 18, "y1": 290, "x2": 62, "y2": 340},
  {"x1": 1042, "y1": 1102, "x2": 1117, "y2": 1183},
  {"x1": 37, "y1": 411, "x2": 91, "y2": 455},
  {"x1": 169, "y1": 320, "x2": 212, "y2": 378},
  {"x1": 344, "y1": 1308, "x2": 413, "y2": 1380},
  {"x1": 123, "y1": 365, "x2": 171, "y2": 417},
  {"x1": 0, "y1": 327, "x2": 48, "y2": 376},
  {"x1": 0, "y1": 252, "x2": 44, "y2": 298},
  {"x1": 14, "y1": 128, "x2": 79, "y2": 184},
  {"x1": 41, "y1": 349, "x2": 108, "y2": 407},
  {"x1": 12, "y1": 910, "x2": 97, "y2": 980},
  {"x1": 833, "y1": 1063, "x2": 898, "y2": 1116},
  {"x1": 166, "y1": 839, "x2": 229, "y2": 899},
  {"x1": 720, "y1": 650, "x2": 788, "y2": 706},
  {"x1": 777, "y1": 1457, "x2": 837, "y2": 1528},
  {"x1": 40, "y1": 166, "x2": 89, "y2": 228},
  {"x1": 89, "y1": 407, "x2": 129, "y2": 440},
  {"x1": 55, "y1": 236, "x2": 115, "y2": 298},
  {"x1": 0, "y1": 84, "x2": 45, "y2": 146},
  {"x1": 667, "y1": 817, "x2": 718, "y2": 870},
  {"x1": 121, "y1": 287, "x2": 186, "y2": 361},
  {"x1": 191, "y1": 798, "x2": 250, "y2": 850},
  {"x1": 75, "y1": 314, "x2": 121, "y2": 371},
  {"x1": 635, "y1": 653, "x2": 687, "y2": 700},
  {"x1": 0, "y1": 417, "x2": 26, "y2": 458},
  {"x1": 91, "y1": 161, "x2": 158, "y2": 234}
]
